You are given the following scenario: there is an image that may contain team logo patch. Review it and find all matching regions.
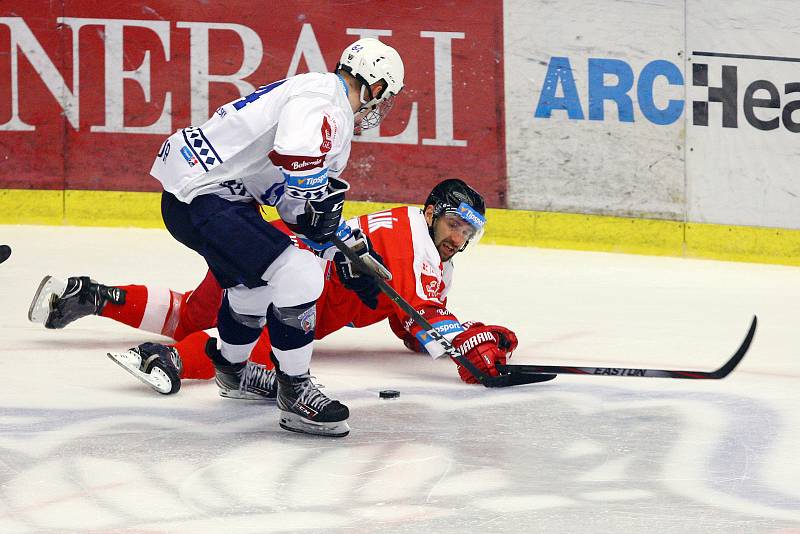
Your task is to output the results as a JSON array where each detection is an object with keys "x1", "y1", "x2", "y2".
[
  {"x1": 320, "y1": 115, "x2": 334, "y2": 153},
  {"x1": 298, "y1": 306, "x2": 317, "y2": 334},
  {"x1": 420, "y1": 261, "x2": 444, "y2": 300},
  {"x1": 180, "y1": 146, "x2": 198, "y2": 167},
  {"x1": 180, "y1": 127, "x2": 222, "y2": 171},
  {"x1": 422, "y1": 273, "x2": 443, "y2": 300}
]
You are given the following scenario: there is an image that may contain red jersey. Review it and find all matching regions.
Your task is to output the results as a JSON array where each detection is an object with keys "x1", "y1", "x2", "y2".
[{"x1": 314, "y1": 206, "x2": 464, "y2": 356}]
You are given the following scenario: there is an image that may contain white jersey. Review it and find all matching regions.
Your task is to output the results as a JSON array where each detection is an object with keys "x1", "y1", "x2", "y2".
[{"x1": 150, "y1": 72, "x2": 354, "y2": 226}]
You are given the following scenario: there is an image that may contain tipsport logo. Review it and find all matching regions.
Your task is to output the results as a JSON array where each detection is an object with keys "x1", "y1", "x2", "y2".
[
  {"x1": 457, "y1": 202, "x2": 486, "y2": 229},
  {"x1": 534, "y1": 51, "x2": 800, "y2": 132}
]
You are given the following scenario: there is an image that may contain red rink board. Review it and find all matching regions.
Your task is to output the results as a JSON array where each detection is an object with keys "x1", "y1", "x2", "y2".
[{"x1": 0, "y1": 1, "x2": 507, "y2": 207}]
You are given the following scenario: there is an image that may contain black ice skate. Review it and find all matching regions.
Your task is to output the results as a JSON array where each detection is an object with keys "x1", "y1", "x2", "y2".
[
  {"x1": 205, "y1": 339, "x2": 277, "y2": 401},
  {"x1": 107, "y1": 342, "x2": 182, "y2": 395},
  {"x1": 276, "y1": 371, "x2": 350, "y2": 438},
  {"x1": 28, "y1": 275, "x2": 125, "y2": 329}
]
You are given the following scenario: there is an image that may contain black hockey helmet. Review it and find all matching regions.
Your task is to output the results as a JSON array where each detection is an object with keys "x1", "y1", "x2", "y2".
[
  {"x1": 424, "y1": 179, "x2": 487, "y2": 251},
  {"x1": 425, "y1": 179, "x2": 485, "y2": 216}
]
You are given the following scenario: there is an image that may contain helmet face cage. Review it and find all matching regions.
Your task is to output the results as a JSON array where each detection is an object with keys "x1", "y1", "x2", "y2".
[{"x1": 355, "y1": 95, "x2": 395, "y2": 133}]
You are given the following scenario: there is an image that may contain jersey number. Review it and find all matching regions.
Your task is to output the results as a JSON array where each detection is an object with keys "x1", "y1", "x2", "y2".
[
  {"x1": 232, "y1": 79, "x2": 287, "y2": 111},
  {"x1": 157, "y1": 140, "x2": 170, "y2": 163}
]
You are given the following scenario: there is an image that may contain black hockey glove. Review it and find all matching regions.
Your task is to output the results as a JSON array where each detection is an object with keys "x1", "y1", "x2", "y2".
[
  {"x1": 288, "y1": 177, "x2": 349, "y2": 243},
  {"x1": 333, "y1": 230, "x2": 389, "y2": 310}
]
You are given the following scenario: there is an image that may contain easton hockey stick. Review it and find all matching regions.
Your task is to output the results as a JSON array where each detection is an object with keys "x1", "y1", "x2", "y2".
[
  {"x1": 330, "y1": 236, "x2": 552, "y2": 387},
  {"x1": 497, "y1": 315, "x2": 757, "y2": 379}
]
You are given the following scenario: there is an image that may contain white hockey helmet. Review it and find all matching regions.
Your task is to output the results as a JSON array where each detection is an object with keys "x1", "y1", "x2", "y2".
[{"x1": 336, "y1": 38, "x2": 404, "y2": 130}]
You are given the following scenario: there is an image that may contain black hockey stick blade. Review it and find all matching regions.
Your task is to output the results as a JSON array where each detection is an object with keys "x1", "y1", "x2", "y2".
[
  {"x1": 497, "y1": 315, "x2": 757, "y2": 380},
  {"x1": 487, "y1": 372, "x2": 557, "y2": 388}
]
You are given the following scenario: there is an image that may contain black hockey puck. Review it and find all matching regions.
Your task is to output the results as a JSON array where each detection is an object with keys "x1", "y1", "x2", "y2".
[
  {"x1": 0, "y1": 245, "x2": 10, "y2": 265},
  {"x1": 379, "y1": 390, "x2": 400, "y2": 399}
]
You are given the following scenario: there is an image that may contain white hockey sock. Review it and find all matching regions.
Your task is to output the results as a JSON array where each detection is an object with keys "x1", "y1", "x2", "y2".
[
  {"x1": 272, "y1": 343, "x2": 313, "y2": 376},
  {"x1": 220, "y1": 338, "x2": 258, "y2": 364},
  {"x1": 138, "y1": 286, "x2": 175, "y2": 335}
]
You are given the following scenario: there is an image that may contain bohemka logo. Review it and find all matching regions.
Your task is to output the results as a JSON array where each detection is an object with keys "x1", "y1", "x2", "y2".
[
  {"x1": 534, "y1": 51, "x2": 800, "y2": 132},
  {"x1": 268, "y1": 150, "x2": 326, "y2": 171},
  {"x1": 291, "y1": 158, "x2": 323, "y2": 170}
]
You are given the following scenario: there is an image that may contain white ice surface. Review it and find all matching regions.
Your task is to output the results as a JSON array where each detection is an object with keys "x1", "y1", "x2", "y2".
[{"x1": 0, "y1": 225, "x2": 799, "y2": 533}]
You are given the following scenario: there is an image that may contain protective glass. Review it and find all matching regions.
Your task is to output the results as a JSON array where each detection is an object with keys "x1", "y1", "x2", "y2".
[{"x1": 440, "y1": 201, "x2": 486, "y2": 249}]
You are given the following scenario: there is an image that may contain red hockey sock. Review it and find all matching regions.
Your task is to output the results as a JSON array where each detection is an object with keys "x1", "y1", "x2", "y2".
[
  {"x1": 174, "y1": 329, "x2": 275, "y2": 380},
  {"x1": 100, "y1": 284, "x2": 180, "y2": 338},
  {"x1": 100, "y1": 285, "x2": 148, "y2": 329},
  {"x1": 174, "y1": 331, "x2": 215, "y2": 380},
  {"x1": 173, "y1": 270, "x2": 223, "y2": 341}
]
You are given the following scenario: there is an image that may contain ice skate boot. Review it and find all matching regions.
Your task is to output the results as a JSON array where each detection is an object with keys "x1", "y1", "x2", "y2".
[
  {"x1": 28, "y1": 275, "x2": 125, "y2": 329},
  {"x1": 205, "y1": 339, "x2": 276, "y2": 401},
  {"x1": 107, "y1": 342, "x2": 182, "y2": 395},
  {"x1": 276, "y1": 370, "x2": 350, "y2": 438}
]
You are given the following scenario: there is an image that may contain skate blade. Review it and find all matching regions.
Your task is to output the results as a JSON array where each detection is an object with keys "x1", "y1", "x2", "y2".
[
  {"x1": 218, "y1": 389, "x2": 277, "y2": 401},
  {"x1": 27, "y1": 275, "x2": 66, "y2": 324},
  {"x1": 279, "y1": 410, "x2": 350, "y2": 438},
  {"x1": 107, "y1": 351, "x2": 179, "y2": 395}
]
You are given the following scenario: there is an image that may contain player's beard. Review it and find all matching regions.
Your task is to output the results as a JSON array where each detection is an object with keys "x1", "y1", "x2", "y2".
[{"x1": 436, "y1": 238, "x2": 459, "y2": 262}]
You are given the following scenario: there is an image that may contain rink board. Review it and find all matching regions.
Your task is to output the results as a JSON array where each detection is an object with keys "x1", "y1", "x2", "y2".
[
  {"x1": 0, "y1": 1, "x2": 506, "y2": 206},
  {"x1": 2, "y1": 188, "x2": 800, "y2": 266},
  {"x1": 2, "y1": 2, "x2": 800, "y2": 263},
  {"x1": 505, "y1": 0, "x2": 800, "y2": 230}
]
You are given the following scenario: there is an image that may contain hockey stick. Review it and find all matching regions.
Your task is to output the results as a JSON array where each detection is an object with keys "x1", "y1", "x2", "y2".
[
  {"x1": 330, "y1": 236, "x2": 549, "y2": 387},
  {"x1": 497, "y1": 315, "x2": 757, "y2": 379}
]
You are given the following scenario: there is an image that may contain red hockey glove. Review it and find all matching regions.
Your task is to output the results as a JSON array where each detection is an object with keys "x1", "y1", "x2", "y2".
[
  {"x1": 460, "y1": 322, "x2": 518, "y2": 353},
  {"x1": 401, "y1": 332, "x2": 425, "y2": 353},
  {"x1": 451, "y1": 324, "x2": 510, "y2": 384}
]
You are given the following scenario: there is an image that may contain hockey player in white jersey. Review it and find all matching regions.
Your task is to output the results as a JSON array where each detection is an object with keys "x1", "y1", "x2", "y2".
[{"x1": 149, "y1": 38, "x2": 404, "y2": 437}]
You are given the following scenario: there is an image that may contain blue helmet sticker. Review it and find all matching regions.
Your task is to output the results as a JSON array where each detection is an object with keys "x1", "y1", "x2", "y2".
[{"x1": 456, "y1": 202, "x2": 486, "y2": 231}]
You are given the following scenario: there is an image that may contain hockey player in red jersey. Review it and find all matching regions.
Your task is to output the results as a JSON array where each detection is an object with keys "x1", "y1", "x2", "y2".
[{"x1": 29, "y1": 179, "x2": 518, "y2": 395}]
